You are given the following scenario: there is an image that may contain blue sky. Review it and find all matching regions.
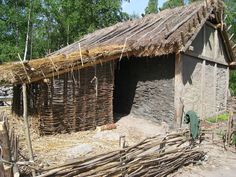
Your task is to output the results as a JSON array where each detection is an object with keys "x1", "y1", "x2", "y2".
[{"x1": 122, "y1": 0, "x2": 166, "y2": 15}]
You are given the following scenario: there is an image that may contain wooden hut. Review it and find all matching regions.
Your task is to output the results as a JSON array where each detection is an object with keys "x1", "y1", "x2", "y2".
[{"x1": 0, "y1": 0, "x2": 235, "y2": 135}]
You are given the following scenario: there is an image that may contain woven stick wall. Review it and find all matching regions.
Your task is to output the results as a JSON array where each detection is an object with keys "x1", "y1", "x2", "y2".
[
  {"x1": 12, "y1": 62, "x2": 114, "y2": 135},
  {"x1": 12, "y1": 84, "x2": 40, "y2": 116}
]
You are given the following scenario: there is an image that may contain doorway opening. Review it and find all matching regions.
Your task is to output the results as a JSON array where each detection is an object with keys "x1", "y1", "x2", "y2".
[{"x1": 113, "y1": 59, "x2": 137, "y2": 121}]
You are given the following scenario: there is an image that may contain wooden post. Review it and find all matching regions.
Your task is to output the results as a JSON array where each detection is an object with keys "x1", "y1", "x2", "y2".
[
  {"x1": 213, "y1": 28, "x2": 218, "y2": 116},
  {"x1": 200, "y1": 60, "x2": 206, "y2": 119},
  {"x1": 22, "y1": 1, "x2": 36, "y2": 176},
  {"x1": 22, "y1": 84, "x2": 35, "y2": 168},
  {"x1": 0, "y1": 121, "x2": 10, "y2": 163},
  {"x1": 174, "y1": 53, "x2": 184, "y2": 128},
  {"x1": 201, "y1": 25, "x2": 206, "y2": 119},
  {"x1": 225, "y1": 67, "x2": 229, "y2": 111},
  {"x1": 0, "y1": 160, "x2": 6, "y2": 177},
  {"x1": 0, "y1": 120, "x2": 12, "y2": 177},
  {"x1": 213, "y1": 63, "x2": 217, "y2": 115}
]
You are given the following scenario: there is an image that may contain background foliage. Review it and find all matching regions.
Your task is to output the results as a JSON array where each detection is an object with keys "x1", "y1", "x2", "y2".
[
  {"x1": 0, "y1": 0, "x2": 129, "y2": 62},
  {"x1": 145, "y1": 0, "x2": 158, "y2": 14}
]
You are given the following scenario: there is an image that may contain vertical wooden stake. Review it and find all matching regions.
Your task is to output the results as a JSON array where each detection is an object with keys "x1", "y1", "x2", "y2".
[
  {"x1": 0, "y1": 148, "x2": 6, "y2": 177},
  {"x1": 0, "y1": 119, "x2": 12, "y2": 177},
  {"x1": 174, "y1": 53, "x2": 184, "y2": 128},
  {"x1": 200, "y1": 60, "x2": 206, "y2": 119},
  {"x1": 213, "y1": 63, "x2": 217, "y2": 115},
  {"x1": 23, "y1": 84, "x2": 35, "y2": 177},
  {"x1": 225, "y1": 67, "x2": 229, "y2": 111},
  {"x1": 22, "y1": 0, "x2": 36, "y2": 176},
  {"x1": 181, "y1": 32, "x2": 185, "y2": 46}
]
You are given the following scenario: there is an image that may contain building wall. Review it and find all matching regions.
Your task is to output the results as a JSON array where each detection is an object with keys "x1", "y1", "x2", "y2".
[
  {"x1": 216, "y1": 65, "x2": 228, "y2": 112},
  {"x1": 182, "y1": 55, "x2": 228, "y2": 119},
  {"x1": 181, "y1": 24, "x2": 229, "y2": 119},
  {"x1": 182, "y1": 55, "x2": 202, "y2": 116},
  {"x1": 114, "y1": 56, "x2": 175, "y2": 125},
  {"x1": 13, "y1": 62, "x2": 114, "y2": 135},
  {"x1": 190, "y1": 24, "x2": 228, "y2": 65}
]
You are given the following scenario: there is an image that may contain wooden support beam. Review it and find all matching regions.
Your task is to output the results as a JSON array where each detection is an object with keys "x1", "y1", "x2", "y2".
[
  {"x1": 197, "y1": 12, "x2": 201, "y2": 23},
  {"x1": 227, "y1": 25, "x2": 232, "y2": 32},
  {"x1": 202, "y1": 6, "x2": 206, "y2": 18},
  {"x1": 213, "y1": 30, "x2": 218, "y2": 115},
  {"x1": 229, "y1": 33, "x2": 234, "y2": 41},
  {"x1": 225, "y1": 67, "x2": 230, "y2": 112},
  {"x1": 200, "y1": 60, "x2": 206, "y2": 119},
  {"x1": 188, "y1": 23, "x2": 192, "y2": 32},
  {"x1": 193, "y1": 18, "x2": 197, "y2": 28},
  {"x1": 181, "y1": 32, "x2": 185, "y2": 46},
  {"x1": 174, "y1": 53, "x2": 184, "y2": 128},
  {"x1": 185, "y1": 51, "x2": 228, "y2": 66},
  {"x1": 213, "y1": 64, "x2": 217, "y2": 115}
]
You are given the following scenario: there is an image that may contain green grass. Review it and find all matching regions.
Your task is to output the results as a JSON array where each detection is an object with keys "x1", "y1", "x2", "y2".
[{"x1": 206, "y1": 113, "x2": 229, "y2": 123}]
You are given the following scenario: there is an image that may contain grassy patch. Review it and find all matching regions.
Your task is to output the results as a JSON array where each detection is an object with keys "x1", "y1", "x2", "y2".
[{"x1": 206, "y1": 113, "x2": 229, "y2": 123}]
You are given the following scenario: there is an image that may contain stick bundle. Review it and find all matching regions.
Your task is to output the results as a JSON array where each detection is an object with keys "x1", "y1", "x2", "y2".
[{"x1": 37, "y1": 131, "x2": 205, "y2": 177}]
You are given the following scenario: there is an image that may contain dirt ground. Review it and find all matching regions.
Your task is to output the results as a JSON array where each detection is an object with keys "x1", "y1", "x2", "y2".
[
  {"x1": 10, "y1": 112, "x2": 169, "y2": 168},
  {"x1": 173, "y1": 120, "x2": 236, "y2": 177},
  {"x1": 173, "y1": 140, "x2": 236, "y2": 177},
  {"x1": 1, "y1": 106, "x2": 236, "y2": 176}
]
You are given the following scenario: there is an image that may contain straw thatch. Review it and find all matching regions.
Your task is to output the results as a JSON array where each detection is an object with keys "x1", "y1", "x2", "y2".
[{"x1": 0, "y1": 0, "x2": 234, "y2": 84}]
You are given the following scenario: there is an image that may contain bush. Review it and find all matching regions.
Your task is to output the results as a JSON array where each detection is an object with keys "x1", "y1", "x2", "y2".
[{"x1": 206, "y1": 113, "x2": 229, "y2": 123}]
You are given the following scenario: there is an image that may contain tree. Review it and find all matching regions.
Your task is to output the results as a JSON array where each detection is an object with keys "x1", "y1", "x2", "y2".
[
  {"x1": 145, "y1": 0, "x2": 158, "y2": 14},
  {"x1": 0, "y1": 0, "x2": 129, "y2": 62},
  {"x1": 160, "y1": 0, "x2": 184, "y2": 10},
  {"x1": 225, "y1": 0, "x2": 236, "y2": 95},
  {"x1": 225, "y1": 0, "x2": 236, "y2": 42}
]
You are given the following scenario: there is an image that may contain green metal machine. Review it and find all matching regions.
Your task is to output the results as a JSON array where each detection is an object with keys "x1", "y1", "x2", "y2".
[{"x1": 184, "y1": 110, "x2": 200, "y2": 140}]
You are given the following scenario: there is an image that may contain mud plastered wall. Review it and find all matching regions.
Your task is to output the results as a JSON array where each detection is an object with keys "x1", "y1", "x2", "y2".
[{"x1": 114, "y1": 55, "x2": 175, "y2": 124}]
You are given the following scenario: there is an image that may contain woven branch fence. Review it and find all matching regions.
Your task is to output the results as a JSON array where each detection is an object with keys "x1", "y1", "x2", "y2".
[
  {"x1": 12, "y1": 62, "x2": 114, "y2": 135},
  {"x1": 37, "y1": 131, "x2": 205, "y2": 177}
]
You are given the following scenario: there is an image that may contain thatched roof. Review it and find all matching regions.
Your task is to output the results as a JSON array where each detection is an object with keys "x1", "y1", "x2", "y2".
[{"x1": 0, "y1": 0, "x2": 235, "y2": 84}]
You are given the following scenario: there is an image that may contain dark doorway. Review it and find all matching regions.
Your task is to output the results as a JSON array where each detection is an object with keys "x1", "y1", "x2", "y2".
[{"x1": 113, "y1": 58, "x2": 137, "y2": 118}]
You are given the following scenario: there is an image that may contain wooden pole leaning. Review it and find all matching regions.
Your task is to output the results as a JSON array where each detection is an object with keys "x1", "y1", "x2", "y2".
[{"x1": 22, "y1": 0, "x2": 36, "y2": 176}]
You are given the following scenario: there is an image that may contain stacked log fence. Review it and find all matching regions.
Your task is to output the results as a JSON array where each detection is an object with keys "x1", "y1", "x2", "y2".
[{"x1": 37, "y1": 131, "x2": 205, "y2": 177}]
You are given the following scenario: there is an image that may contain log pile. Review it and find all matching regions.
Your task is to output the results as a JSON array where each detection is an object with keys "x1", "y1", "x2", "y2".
[{"x1": 37, "y1": 131, "x2": 205, "y2": 177}]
